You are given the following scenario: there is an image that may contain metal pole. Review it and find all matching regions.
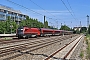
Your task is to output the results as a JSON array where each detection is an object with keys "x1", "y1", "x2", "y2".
[
  {"x1": 56, "y1": 21, "x2": 58, "y2": 29},
  {"x1": 87, "y1": 15, "x2": 89, "y2": 30},
  {"x1": 60, "y1": 23, "x2": 62, "y2": 30},
  {"x1": 80, "y1": 21, "x2": 81, "y2": 31},
  {"x1": 44, "y1": 15, "x2": 45, "y2": 28}
]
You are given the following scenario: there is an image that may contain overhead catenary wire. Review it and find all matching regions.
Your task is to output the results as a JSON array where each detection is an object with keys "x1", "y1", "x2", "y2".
[
  {"x1": 67, "y1": 0, "x2": 79, "y2": 21},
  {"x1": 60, "y1": 0, "x2": 77, "y2": 21},
  {"x1": 30, "y1": 0, "x2": 80, "y2": 22},
  {"x1": 6, "y1": 0, "x2": 61, "y2": 21},
  {"x1": 6, "y1": 0, "x2": 82, "y2": 28},
  {"x1": 6, "y1": 0, "x2": 64, "y2": 29},
  {"x1": 29, "y1": 0, "x2": 62, "y2": 21},
  {"x1": 6, "y1": 0, "x2": 43, "y2": 16},
  {"x1": 29, "y1": 0, "x2": 67, "y2": 29}
]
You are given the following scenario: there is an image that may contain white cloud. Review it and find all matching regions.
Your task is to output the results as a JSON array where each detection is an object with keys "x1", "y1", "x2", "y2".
[
  {"x1": 21, "y1": 9, "x2": 71, "y2": 21},
  {"x1": 21, "y1": 9, "x2": 85, "y2": 28},
  {"x1": 33, "y1": 9, "x2": 70, "y2": 16},
  {"x1": 22, "y1": 9, "x2": 70, "y2": 17}
]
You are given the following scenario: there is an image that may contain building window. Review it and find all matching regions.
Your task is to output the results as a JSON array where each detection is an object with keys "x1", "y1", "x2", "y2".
[
  {"x1": 11, "y1": 16, "x2": 14, "y2": 20},
  {"x1": 18, "y1": 14, "x2": 22, "y2": 17},
  {"x1": 0, "y1": 14, "x2": 5, "y2": 18},
  {"x1": 0, "y1": 9, "x2": 4, "y2": 12},
  {"x1": 14, "y1": 13, "x2": 17, "y2": 16},
  {"x1": 8, "y1": 11, "x2": 12, "y2": 14},
  {"x1": 4, "y1": 10, "x2": 7, "y2": 13}
]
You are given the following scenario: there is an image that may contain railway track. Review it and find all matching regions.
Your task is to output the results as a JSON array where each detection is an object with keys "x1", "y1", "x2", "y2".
[
  {"x1": 45, "y1": 35, "x2": 83, "y2": 60},
  {"x1": 0, "y1": 37, "x2": 46, "y2": 44},
  {"x1": 0, "y1": 35, "x2": 66, "y2": 44},
  {"x1": 0, "y1": 34, "x2": 79, "y2": 60}
]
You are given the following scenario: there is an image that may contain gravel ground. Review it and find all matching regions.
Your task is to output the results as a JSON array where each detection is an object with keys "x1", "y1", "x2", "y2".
[
  {"x1": 10, "y1": 35, "x2": 80, "y2": 60},
  {"x1": 69, "y1": 35, "x2": 84, "y2": 60},
  {"x1": 0, "y1": 34, "x2": 79, "y2": 60},
  {"x1": 82, "y1": 37, "x2": 87, "y2": 60}
]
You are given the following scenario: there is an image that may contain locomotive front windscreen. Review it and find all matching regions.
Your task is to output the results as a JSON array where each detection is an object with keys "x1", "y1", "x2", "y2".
[{"x1": 17, "y1": 27, "x2": 24, "y2": 34}]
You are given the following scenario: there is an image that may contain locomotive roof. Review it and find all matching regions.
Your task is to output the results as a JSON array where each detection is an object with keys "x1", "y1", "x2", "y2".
[{"x1": 40, "y1": 28, "x2": 54, "y2": 30}]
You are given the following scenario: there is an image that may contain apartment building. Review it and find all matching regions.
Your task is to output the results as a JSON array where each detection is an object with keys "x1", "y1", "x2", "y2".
[{"x1": 0, "y1": 4, "x2": 28, "y2": 24}]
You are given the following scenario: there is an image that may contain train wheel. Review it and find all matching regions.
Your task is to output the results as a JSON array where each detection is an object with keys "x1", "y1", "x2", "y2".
[
  {"x1": 23, "y1": 35, "x2": 26, "y2": 39},
  {"x1": 25, "y1": 36, "x2": 29, "y2": 39},
  {"x1": 18, "y1": 36, "x2": 21, "y2": 39},
  {"x1": 49, "y1": 35, "x2": 50, "y2": 37},
  {"x1": 40, "y1": 34, "x2": 43, "y2": 36}
]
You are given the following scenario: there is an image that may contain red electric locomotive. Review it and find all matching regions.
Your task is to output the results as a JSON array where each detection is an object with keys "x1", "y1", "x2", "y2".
[{"x1": 16, "y1": 26, "x2": 40, "y2": 38}]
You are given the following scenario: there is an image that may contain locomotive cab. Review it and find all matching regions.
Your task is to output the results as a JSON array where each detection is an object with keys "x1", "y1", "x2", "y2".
[
  {"x1": 16, "y1": 26, "x2": 40, "y2": 38},
  {"x1": 16, "y1": 26, "x2": 25, "y2": 38}
]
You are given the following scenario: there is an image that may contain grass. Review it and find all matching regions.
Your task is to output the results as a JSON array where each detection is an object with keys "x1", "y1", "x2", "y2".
[
  {"x1": 86, "y1": 34, "x2": 90, "y2": 59},
  {"x1": 87, "y1": 43, "x2": 90, "y2": 59},
  {"x1": 2, "y1": 37, "x2": 12, "y2": 40},
  {"x1": 80, "y1": 51, "x2": 84, "y2": 58}
]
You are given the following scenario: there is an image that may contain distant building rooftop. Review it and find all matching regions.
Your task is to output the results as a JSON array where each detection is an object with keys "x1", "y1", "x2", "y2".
[{"x1": 0, "y1": 4, "x2": 22, "y2": 14}]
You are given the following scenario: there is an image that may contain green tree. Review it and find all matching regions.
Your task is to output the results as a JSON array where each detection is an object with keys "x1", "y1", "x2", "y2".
[
  {"x1": 0, "y1": 16, "x2": 45, "y2": 34},
  {"x1": 60, "y1": 25, "x2": 71, "y2": 31},
  {"x1": 88, "y1": 25, "x2": 90, "y2": 34},
  {"x1": 6, "y1": 16, "x2": 17, "y2": 33},
  {"x1": 6, "y1": 16, "x2": 12, "y2": 33},
  {"x1": 19, "y1": 17, "x2": 44, "y2": 28},
  {"x1": 45, "y1": 21, "x2": 48, "y2": 28},
  {"x1": 80, "y1": 27, "x2": 87, "y2": 33},
  {"x1": 0, "y1": 21, "x2": 6, "y2": 33},
  {"x1": 12, "y1": 21, "x2": 18, "y2": 33},
  {"x1": 76, "y1": 29, "x2": 80, "y2": 34}
]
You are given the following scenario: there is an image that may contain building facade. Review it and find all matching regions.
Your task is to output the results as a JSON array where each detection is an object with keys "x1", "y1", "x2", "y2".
[
  {"x1": 73, "y1": 27, "x2": 81, "y2": 31},
  {"x1": 0, "y1": 4, "x2": 28, "y2": 24}
]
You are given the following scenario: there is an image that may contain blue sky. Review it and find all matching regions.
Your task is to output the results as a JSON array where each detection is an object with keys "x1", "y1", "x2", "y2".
[{"x1": 0, "y1": 0, "x2": 90, "y2": 28}]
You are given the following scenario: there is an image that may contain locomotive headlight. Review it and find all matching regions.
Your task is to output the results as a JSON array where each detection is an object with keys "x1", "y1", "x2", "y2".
[{"x1": 21, "y1": 29, "x2": 23, "y2": 30}]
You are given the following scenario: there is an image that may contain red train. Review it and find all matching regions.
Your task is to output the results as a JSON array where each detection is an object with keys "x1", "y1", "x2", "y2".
[{"x1": 16, "y1": 26, "x2": 73, "y2": 38}]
